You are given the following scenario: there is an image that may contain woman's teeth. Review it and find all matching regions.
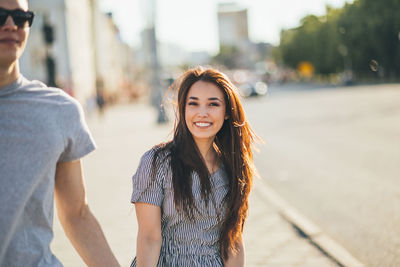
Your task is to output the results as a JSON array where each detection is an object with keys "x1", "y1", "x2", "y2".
[{"x1": 195, "y1": 122, "x2": 211, "y2": 127}]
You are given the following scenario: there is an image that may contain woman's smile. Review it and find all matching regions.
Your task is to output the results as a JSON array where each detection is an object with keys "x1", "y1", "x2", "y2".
[{"x1": 194, "y1": 121, "x2": 212, "y2": 128}]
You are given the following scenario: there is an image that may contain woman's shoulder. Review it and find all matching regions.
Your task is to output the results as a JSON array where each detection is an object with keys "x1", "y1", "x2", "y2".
[
  {"x1": 140, "y1": 143, "x2": 171, "y2": 166},
  {"x1": 133, "y1": 146, "x2": 170, "y2": 182}
]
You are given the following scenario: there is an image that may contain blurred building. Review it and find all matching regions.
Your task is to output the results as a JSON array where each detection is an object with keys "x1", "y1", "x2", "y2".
[
  {"x1": 216, "y1": 3, "x2": 273, "y2": 70},
  {"x1": 94, "y1": 12, "x2": 135, "y2": 102},
  {"x1": 217, "y1": 3, "x2": 253, "y2": 69},
  {"x1": 189, "y1": 51, "x2": 211, "y2": 66},
  {"x1": 159, "y1": 42, "x2": 188, "y2": 67},
  {"x1": 159, "y1": 43, "x2": 211, "y2": 68},
  {"x1": 20, "y1": 0, "x2": 135, "y2": 107},
  {"x1": 217, "y1": 3, "x2": 249, "y2": 49}
]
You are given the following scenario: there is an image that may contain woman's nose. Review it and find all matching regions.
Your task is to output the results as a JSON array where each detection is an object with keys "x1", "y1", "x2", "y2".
[{"x1": 198, "y1": 105, "x2": 208, "y2": 117}]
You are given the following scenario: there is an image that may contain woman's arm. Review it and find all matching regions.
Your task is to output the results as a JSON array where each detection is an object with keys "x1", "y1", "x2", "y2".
[
  {"x1": 135, "y1": 202, "x2": 162, "y2": 267},
  {"x1": 223, "y1": 237, "x2": 245, "y2": 267}
]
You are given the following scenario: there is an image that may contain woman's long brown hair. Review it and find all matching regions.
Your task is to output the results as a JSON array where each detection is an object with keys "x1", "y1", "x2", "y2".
[{"x1": 152, "y1": 66, "x2": 257, "y2": 260}]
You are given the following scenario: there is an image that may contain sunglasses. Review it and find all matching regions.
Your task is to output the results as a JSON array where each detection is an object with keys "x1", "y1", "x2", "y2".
[{"x1": 0, "y1": 8, "x2": 34, "y2": 28}]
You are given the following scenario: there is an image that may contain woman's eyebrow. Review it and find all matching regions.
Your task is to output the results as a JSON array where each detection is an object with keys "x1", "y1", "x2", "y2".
[
  {"x1": 208, "y1": 97, "x2": 222, "y2": 102},
  {"x1": 188, "y1": 96, "x2": 222, "y2": 102}
]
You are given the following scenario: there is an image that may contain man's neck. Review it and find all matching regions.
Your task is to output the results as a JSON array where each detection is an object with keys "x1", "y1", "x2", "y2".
[{"x1": 0, "y1": 62, "x2": 20, "y2": 89}]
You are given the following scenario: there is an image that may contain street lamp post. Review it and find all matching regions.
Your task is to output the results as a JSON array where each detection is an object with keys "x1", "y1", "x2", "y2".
[
  {"x1": 142, "y1": 0, "x2": 167, "y2": 123},
  {"x1": 42, "y1": 15, "x2": 57, "y2": 87}
]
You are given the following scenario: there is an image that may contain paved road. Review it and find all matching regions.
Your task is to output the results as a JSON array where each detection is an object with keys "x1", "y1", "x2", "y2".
[
  {"x1": 245, "y1": 83, "x2": 400, "y2": 267},
  {"x1": 51, "y1": 101, "x2": 338, "y2": 266}
]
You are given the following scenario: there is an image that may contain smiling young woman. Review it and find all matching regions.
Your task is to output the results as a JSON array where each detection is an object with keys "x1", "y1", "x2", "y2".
[{"x1": 130, "y1": 66, "x2": 259, "y2": 267}]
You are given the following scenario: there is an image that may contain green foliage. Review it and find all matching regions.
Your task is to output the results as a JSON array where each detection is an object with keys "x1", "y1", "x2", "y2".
[
  {"x1": 276, "y1": 0, "x2": 400, "y2": 79},
  {"x1": 279, "y1": 10, "x2": 343, "y2": 75},
  {"x1": 212, "y1": 45, "x2": 241, "y2": 69},
  {"x1": 338, "y1": 0, "x2": 400, "y2": 78}
]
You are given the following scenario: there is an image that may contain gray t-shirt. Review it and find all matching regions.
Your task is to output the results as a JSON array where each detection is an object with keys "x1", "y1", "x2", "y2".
[{"x1": 0, "y1": 76, "x2": 96, "y2": 267}]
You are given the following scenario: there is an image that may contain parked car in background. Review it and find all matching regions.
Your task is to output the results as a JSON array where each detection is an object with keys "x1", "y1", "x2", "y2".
[
  {"x1": 226, "y1": 69, "x2": 268, "y2": 98},
  {"x1": 238, "y1": 81, "x2": 268, "y2": 97}
]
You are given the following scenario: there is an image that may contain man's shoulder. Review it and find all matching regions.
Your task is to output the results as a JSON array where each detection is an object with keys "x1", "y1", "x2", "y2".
[
  {"x1": 21, "y1": 77, "x2": 80, "y2": 107},
  {"x1": 23, "y1": 77, "x2": 68, "y2": 97}
]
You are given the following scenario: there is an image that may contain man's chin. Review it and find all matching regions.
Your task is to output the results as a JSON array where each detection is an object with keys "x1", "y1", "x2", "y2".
[{"x1": 0, "y1": 54, "x2": 19, "y2": 70}]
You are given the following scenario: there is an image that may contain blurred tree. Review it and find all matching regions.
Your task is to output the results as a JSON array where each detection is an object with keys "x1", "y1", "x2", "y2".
[
  {"x1": 277, "y1": 0, "x2": 400, "y2": 80},
  {"x1": 279, "y1": 10, "x2": 343, "y2": 76},
  {"x1": 315, "y1": 7, "x2": 343, "y2": 74},
  {"x1": 338, "y1": 0, "x2": 400, "y2": 79},
  {"x1": 212, "y1": 45, "x2": 241, "y2": 69}
]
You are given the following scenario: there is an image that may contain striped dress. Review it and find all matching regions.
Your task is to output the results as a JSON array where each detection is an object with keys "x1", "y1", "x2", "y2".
[{"x1": 130, "y1": 148, "x2": 229, "y2": 267}]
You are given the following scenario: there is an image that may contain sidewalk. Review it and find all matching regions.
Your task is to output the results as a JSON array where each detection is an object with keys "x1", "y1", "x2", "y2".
[
  {"x1": 245, "y1": 179, "x2": 338, "y2": 266},
  {"x1": 52, "y1": 103, "x2": 343, "y2": 266}
]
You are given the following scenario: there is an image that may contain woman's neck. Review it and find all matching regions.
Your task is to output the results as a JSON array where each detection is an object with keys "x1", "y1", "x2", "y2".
[{"x1": 195, "y1": 139, "x2": 218, "y2": 173}]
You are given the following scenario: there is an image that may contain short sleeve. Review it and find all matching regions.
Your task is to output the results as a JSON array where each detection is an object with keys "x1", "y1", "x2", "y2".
[
  {"x1": 131, "y1": 149, "x2": 164, "y2": 207},
  {"x1": 57, "y1": 95, "x2": 96, "y2": 162}
]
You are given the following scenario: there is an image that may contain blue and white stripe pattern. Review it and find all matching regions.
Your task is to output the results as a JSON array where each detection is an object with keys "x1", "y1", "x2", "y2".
[{"x1": 131, "y1": 148, "x2": 229, "y2": 266}]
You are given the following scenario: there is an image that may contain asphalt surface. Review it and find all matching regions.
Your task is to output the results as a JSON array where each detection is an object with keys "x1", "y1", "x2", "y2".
[{"x1": 245, "y1": 83, "x2": 400, "y2": 267}]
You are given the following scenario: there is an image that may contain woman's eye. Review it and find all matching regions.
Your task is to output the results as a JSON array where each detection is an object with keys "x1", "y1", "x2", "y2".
[
  {"x1": 210, "y1": 102, "x2": 220, "y2": 107},
  {"x1": 188, "y1": 102, "x2": 197, "y2": 106}
]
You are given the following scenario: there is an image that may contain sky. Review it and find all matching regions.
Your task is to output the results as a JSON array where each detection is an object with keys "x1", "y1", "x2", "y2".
[{"x1": 99, "y1": 0, "x2": 351, "y2": 54}]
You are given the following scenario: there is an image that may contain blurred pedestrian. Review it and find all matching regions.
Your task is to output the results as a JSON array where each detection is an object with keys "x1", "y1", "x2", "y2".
[
  {"x1": 130, "y1": 67, "x2": 258, "y2": 266},
  {"x1": 96, "y1": 88, "x2": 106, "y2": 115},
  {"x1": 96, "y1": 77, "x2": 106, "y2": 116},
  {"x1": 0, "y1": 0, "x2": 119, "y2": 266}
]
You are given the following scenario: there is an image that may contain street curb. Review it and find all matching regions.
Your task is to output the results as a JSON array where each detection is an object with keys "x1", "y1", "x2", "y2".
[{"x1": 254, "y1": 178, "x2": 365, "y2": 267}]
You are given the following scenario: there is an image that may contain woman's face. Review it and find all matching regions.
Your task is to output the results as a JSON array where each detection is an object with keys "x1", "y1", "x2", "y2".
[{"x1": 185, "y1": 81, "x2": 227, "y2": 146}]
